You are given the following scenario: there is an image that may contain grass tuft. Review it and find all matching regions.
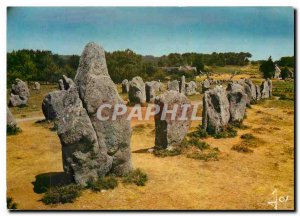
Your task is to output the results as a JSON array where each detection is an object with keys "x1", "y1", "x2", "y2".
[
  {"x1": 123, "y1": 168, "x2": 148, "y2": 186},
  {"x1": 7, "y1": 196, "x2": 18, "y2": 209},
  {"x1": 7, "y1": 124, "x2": 22, "y2": 136}
]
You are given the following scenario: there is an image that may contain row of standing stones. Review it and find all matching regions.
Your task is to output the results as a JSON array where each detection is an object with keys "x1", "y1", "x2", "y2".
[{"x1": 7, "y1": 42, "x2": 272, "y2": 187}]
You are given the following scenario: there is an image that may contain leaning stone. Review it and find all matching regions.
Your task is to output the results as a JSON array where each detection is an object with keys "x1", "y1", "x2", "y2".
[
  {"x1": 42, "y1": 90, "x2": 66, "y2": 120},
  {"x1": 167, "y1": 80, "x2": 179, "y2": 92},
  {"x1": 202, "y1": 86, "x2": 230, "y2": 134},
  {"x1": 145, "y1": 81, "x2": 156, "y2": 103},
  {"x1": 122, "y1": 79, "x2": 129, "y2": 93},
  {"x1": 226, "y1": 82, "x2": 247, "y2": 123},
  {"x1": 128, "y1": 76, "x2": 146, "y2": 104},
  {"x1": 9, "y1": 93, "x2": 28, "y2": 107},
  {"x1": 56, "y1": 77, "x2": 113, "y2": 186},
  {"x1": 11, "y1": 78, "x2": 30, "y2": 99},
  {"x1": 75, "y1": 42, "x2": 132, "y2": 176},
  {"x1": 179, "y1": 76, "x2": 186, "y2": 94},
  {"x1": 154, "y1": 90, "x2": 192, "y2": 150},
  {"x1": 202, "y1": 79, "x2": 210, "y2": 93},
  {"x1": 185, "y1": 81, "x2": 197, "y2": 96}
]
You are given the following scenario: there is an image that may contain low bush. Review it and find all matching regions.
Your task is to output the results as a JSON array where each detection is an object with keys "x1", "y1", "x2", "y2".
[
  {"x1": 187, "y1": 150, "x2": 219, "y2": 162},
  {"x1": 123, "y1": 168, "x2": 148, "y2": 186},
  {"x1": 188, "y1": 126, "x2": 208, "y2": 139},
  {"x1": 213, "y1": 127, "x2": 237, "y2": 139},
  {"x1": 231, "y1": 143, "x2": 253, "y2": 153},
  {"x1": 7, "y1": 197, "x2": 18, "y2": 209},
  {"x1": 153, "y1": 148, "x2": 181, "y2": 157},
  {"x1": 87, "y1": 176, "x2": 118, "y2": 192},
  {"x1": 241, "y1": 133, "x2": 255, "y2": 140},
  {"x1": 41, "y1": 184, "x2": 82, "y2": 205},
  {"x1": 189, "y1": 138, "x2": 210, "y2": 150},
  {"x1": 7, "y1": 124, "x2": 22, "y2": 136}
]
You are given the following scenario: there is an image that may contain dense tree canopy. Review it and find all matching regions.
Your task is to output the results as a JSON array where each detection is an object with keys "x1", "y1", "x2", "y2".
[
  {"x1": 7, "y1": 49, "x2": 255, "y2": 85},
  {"x1": 259, "y1": 56, "x2": 275, "y2": 79}
]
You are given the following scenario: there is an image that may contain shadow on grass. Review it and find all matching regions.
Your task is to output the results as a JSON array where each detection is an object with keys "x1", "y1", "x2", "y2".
[
  {"x1": 32, "y1": 172, "x2": 72, "y2": 194},
  {"x1": 132, "y1": 148, "x2": 152, "y2": 153}
]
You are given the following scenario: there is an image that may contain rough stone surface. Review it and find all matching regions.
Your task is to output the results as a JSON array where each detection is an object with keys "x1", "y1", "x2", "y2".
[
  {"x1": 75, "y1": 42, "x2": 132, "y2": 176},
  {"x1": 42, "y1": 90, "x2": 66, "y2": 120},
  {"x1": 145, "y1": 81, "x2": 156, "y2": 103},
  {"x1": 244, "y1": 79, "x2": 256, "y2": 102},
  {"x1": 56, "y1": 77, "x2": 113, "y2": 186},
  {"x1": 58, "y1": 79, "x2": 65, "y2": 90},
  {"x1": 226, "y1": 82, "x2": 247, "y2": 123},
  {"x1": 128, "y1": 76, "x2": 146, "y2": 104},
  {"x1": 167, "y1": 80, "x2": 180, "y2": 92},
  {"x1": 256, "y1": 85, "x2": 261, "y2": 101},
  {"x1": 154, "y1": 90, "x2": 192, "y2": 150},
  {"x1": 202, "y1": 86, "x2": 230, "y2": 134},
  {"x1": 122, "y1": 79, "x2": 129, "y2": 93},
  {"x1": 11, "y1": 78, "x2": 30, "y2": 99},
  {"x1": 202, "y1": 79, "x2": 210, "y2": 93},
  {"x1": 237, "y1": 79, "x2": 251, "y2": 106},
  {"x1": 9, "y1": 93, "x2": 28, "y2": 107},
  {"x1": 152, "y1": 81, "x2": 161, "y2": 92},
  {"x1": 33, "y1": 82, "x2": 40, "y2": 90},
  {"x1": 7, "y1": 107, "x2": 17, "y2": 127},
  {"x1": 179, "y1": 76, "x2": 186, "y2": 94},
  {"x1": 261, "y1": 79, "x2": 272, "y2": 99},
  {"x1": 185, "y1": 81, "x2": 197, "y2": 96}
]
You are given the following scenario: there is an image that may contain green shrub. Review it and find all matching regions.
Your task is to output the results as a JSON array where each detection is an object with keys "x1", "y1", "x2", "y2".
[
  {"x1": 87, "y1": 176, "x2": 118, "y2": 192},
  {"x1": 41, "y1": 184, "x2": 82, "y2": 205},
  {"x1": 189, "y1": 138, "x2": 210, "y2": 150},
  {"x1": 153, "y1": 148, "x2": 181, "y2": 157},
  {"x1": 213, "y1": 127, "x2": 237, "y2": 139},
  {"x1": 188, "y1": 126, "x2": 208, "y2": 139},
  {"x1": 7, "y1": 197, "x2": 18, "y2": 209},
  {"x1": 231, "y1": 144, "x2": 253, "y2": 153},
  {"x1": 187, "y1": 150, "x2": 219, "y2": 162},
  {"x1": 7, "y1": 124, "x2": 21, "y2": 136},
  {"x1": 241, "y1": 133, "x2": 255, "y2": 140},
  {"x1": 123, "y1": 168, "x2": 148, "y2": 186}
]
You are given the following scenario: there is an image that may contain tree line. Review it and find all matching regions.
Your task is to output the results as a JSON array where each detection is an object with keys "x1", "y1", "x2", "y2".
[{"x1": 7, "y1": 48, "x2": 292, "y2": 85}]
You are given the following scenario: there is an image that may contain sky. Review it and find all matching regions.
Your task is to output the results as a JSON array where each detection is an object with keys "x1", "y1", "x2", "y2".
[{"x1": 7, "y1": 7, "x2": 294, "y2": 60}]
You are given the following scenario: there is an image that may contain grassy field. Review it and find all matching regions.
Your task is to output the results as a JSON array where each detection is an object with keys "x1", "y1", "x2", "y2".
[{"x1": 6, "y1": 75, "x2": 294, "y2": 210}]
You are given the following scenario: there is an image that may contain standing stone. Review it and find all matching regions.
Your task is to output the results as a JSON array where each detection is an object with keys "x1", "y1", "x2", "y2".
[
  {"x1": 151, "y1": 81, "x2": 161, "y2": 92},
  {"x1": 56, "y1": 77, "x2": 112, "y2": 186},
  {"x1": 42, "y1": 90, "x2": 66, "y2": 120},
  {"x1": 226, "y1": 82, "x2": 247, "y2": 123},
  {"x1": 154, "y1": 91, "x2": 192, "y2": 150},
  {"x1": 237, "y1": 79, "x2": 251, "y2": 106},
  {"x1": 202, "y1": 86, "x2": 230, "y2": 134},
  {"x1": 58, "y1": 79, "x2": 65, "y2": 90},
  {"x1": 128, "y1": 76, "x2": 146, "y2": 104},
  {"x1": 7, "y1": 107, "x2": 17, "y2": 128},
  {"x1": 167, "y1": 80, "x2": 180, "y2": 92},
  {"x1": 244, "y1": 79, "x2": 256, "y2": 101},
  {"x1": 122, "y1": 79, "x2": 129, "y2": 93},
  {"x1": 33, "y1": 82, "x2": 40, "y2": 90},
  {"x1": 9, "y1": 93, "x2": 28, "y2": 107},
  {"x1": 185, "y1": 81, "x2": 197, "y2": 96},
  {"x1": 179, "y1": 76, "x2": 186, "y2": 94},
  {"x1": 261, "y1": 79, "x2": 271, "y2": 99},
  {"x1": 256, "y1": 85, "x2": 261, "y2": 101},
  {"x1": 268, "y1": 79, "x2": 272, "y2": 97},
  {"x1": 11, "y1": 78, "x2": 30, "y2": 99},
  {"x1": 75, "y1": 42, "x2": 132, "y2": 176},
  {"x1": 202, "y1": 79, "x2": 210, "y2": 93},
  {"x1": 145, "y1": 81, "x2": 156, "y2": 103}
]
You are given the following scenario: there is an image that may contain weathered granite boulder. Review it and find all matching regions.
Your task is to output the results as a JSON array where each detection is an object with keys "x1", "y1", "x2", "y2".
[
  {"x1": 145, "y1": 81, "x2": 156, "y2": 103},
  {"x1": 167, "y1": 80, "x2": 180, "y2": 92},
  {"x1": 237, "y1": 79, "x2": 251, "y2": 106},
  {"x1": 128, "y1": 76, "x2": 146, "y2": 104},
  {"x1": 152, "y1": 81, "x2": 161, "y2": 92},
  {"x1": 244, "y1": 79, "x2": 256, "y2": 102},
  {"x1": 202, "y1": 79, "x2": 210, "y2": 93},
  {"x1": 7, "y1": 107, "x2": 17, "y2": 128},
  {"x1": 226, "y1": 82, "x2": 247, "y2": 123},
  {"x1": 154, "y1": 91, "x2": 192, "y2": 150},
  {"x1": 179, "y1": 76, "x2": 186, "y2": 94},
  {"x1": 256, "y1": 85, "x2": 261, "y2": 101},
  {"x1": 11, "y1": 78, "x2": 30, "y2": 99},
  {"x1": 9, "y1": 93, "x2": 28, "y2": 107},
  {"x1": 56, "y1": 77, "x2": 113, "y2": 186},
  {"x1": 75, "y1": 42, "x2": 132, "y2": 176},
  {"x1": 42, "y1": 90, "x2": 65, "y2": 120},
  {"x1": 202, "y1": 86, "x2": 230, "y2": 134},
  {"x1": 33, "y1": 82, "x2": 40, "y2": 90},
  {"x1": 122, "y1": 79, "x2": 129, "y2": 93},
  {"x1": 261, "y1": 79, "x2": 272, "y2": 99},
  {"x1": 185, "y1": 81, "x2": 197, "y2": 96}
]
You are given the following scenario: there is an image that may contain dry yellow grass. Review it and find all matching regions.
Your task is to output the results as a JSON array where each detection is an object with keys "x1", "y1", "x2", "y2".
[{"x1": 7, "y1": 79, "x2": 294, "y2": 210}]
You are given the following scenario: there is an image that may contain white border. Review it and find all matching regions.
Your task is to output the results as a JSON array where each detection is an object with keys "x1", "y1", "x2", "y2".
[{"x1": 0, "y1": 1, "x2": 298, "y2": 215}]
